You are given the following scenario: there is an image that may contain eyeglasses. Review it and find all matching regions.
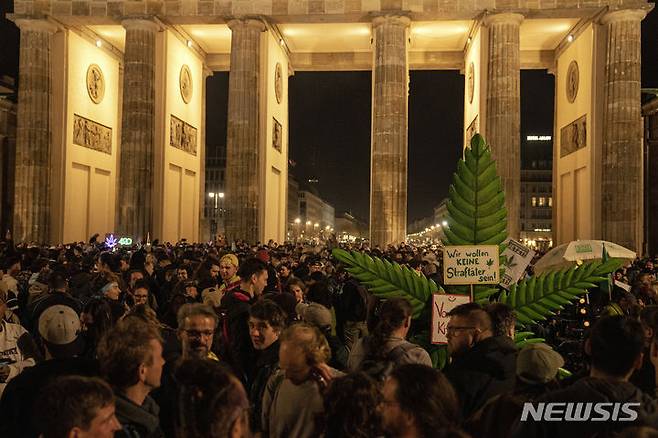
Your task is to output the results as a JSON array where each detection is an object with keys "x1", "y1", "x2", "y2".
[
  {"x1": 182, "y1": 329, "x2": 215, "y2": 339},
  {"x1": 446, "y1": 326, "x2": 477, "y2": 335}
]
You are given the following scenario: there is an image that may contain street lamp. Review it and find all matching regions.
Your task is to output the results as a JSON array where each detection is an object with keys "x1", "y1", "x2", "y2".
[
  {"x1": 218, "y1": 192, "x2": 224, "y2": 198},
  {"x1": 295, "y1": 218, "x2": 301, "y2": 224},
  {"x1": 442, "y1": 220, "x2": 448, "y2": 227}
]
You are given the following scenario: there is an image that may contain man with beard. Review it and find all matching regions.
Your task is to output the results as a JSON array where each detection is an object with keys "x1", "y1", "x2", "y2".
[
  {"x1": 177, "y1": 303, "x2": 219, "y2": 362},
  {"x1": 152, "y1": 303, "x2": 220, "y2": 438},
  {"x1": 443, "y1": 303, "x2": 517, "y2": 418}
]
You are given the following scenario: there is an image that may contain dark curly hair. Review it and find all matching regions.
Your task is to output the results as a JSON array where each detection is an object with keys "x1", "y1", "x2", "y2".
[
  {"x1": 322, "y1": 372, "x2": 382, "y2": 438},
  {"x1": 366, "y1": 297, "x2": 412, "y2": 360}
]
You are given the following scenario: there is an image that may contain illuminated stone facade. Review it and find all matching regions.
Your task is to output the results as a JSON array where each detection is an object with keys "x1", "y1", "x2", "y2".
[{"x1": 7, "y1": 0, "x2": 653, "y2": 249}]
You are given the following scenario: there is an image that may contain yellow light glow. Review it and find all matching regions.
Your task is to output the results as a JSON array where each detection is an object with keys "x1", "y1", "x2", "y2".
[{"x1": 411, "y1": 23, "x2": 469, "y2": 37}]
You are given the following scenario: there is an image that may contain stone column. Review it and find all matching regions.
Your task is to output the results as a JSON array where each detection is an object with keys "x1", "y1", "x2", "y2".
[
  {"x1": 370, "y1": 15, "x2": 410, "y2": 247},
  {"x1": 484, "y1": 13, "x2": 523, "y2": 240},
  {"x1": 601, "y1": 9, "x2": 647, "y2": 253},
  {"x1": 117, "y1": 18, "x2": 158, "y2": 241},
  {"x1": 13, "y1": 19, "x2": 57, "y2": 243},
  {"x1": 225, "y1": 19, "x2": 265, "y2": 243},
  {"x1": 644, "y1": 98, "x2": 658, "y2": 255},
  {"x1": 0, "y1": 98, "x2": 17, "y2": 237}
]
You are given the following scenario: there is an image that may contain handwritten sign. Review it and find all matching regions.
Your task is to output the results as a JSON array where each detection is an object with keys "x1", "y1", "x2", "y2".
[
  {"x1": 500, "y1": 239, "x2": 535, "y2": 290},
  {"x1": 431, "y1": 294, "x2": 472, "y2": 344},
  {"x1": 443, "y1": 245, "x2": 500, "y2": 285}
]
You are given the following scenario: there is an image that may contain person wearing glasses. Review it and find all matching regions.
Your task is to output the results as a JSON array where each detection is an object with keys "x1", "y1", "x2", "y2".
[
  {"x1": 177, "y1": 303, "x2": 219, "y2": 362},
  {"x1": 443, "y1": 302, "x2": 517, "y2": 419},
  {"x1": 153, "y1": 303, "x2": 220, "y2": 438}
]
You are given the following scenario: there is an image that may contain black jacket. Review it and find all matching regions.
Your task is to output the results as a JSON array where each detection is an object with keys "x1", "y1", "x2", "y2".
[
  {"x1": 221, "y1": 289, "x2": 256, "y2": 382},
  {"x1": 0, "y1": 357, "x2": 99, "y2": 438},
  {"x1": 248, "y1": 340, "x2": 280, "y2": 432},
  {"x1": 115, "y1": 393, "x2": 164, "y2": 438},
  {"x1": 511, "y1": 377, "x2": 658, "y2": 438},
  {"x1": 444, "y1": 335, "x2": 517, "y2": 418}
]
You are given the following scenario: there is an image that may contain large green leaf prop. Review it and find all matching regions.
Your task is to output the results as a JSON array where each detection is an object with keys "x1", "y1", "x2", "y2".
[
  {"x1": 332, "y1": 248, "x2": 442, "y2": 318},
  {"x1": 331, "y1": 133, "x2": 624, "y2": 369},
  {"x1": 500, "y1": 258, "x2": 623, "y2": 327},
  {"x1": 443, "y1": 134, "x2": 507, "y2": 304},
  {"x1": 443, "y1": 134, "x2": 507, "y2": 246}
]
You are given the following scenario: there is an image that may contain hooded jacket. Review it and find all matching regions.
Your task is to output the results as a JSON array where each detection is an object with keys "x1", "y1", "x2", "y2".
[
  {"x1": 511, "y1": 377, "x2": 658, "y2": 438},
  {"x1": 444, "y1": 335, "x2": 517, "y2": 418}
]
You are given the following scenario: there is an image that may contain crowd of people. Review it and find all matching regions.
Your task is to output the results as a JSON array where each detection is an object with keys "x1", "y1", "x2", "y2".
[{"x1": 1, "y1": 236, "x2": 658, "y2": 437}]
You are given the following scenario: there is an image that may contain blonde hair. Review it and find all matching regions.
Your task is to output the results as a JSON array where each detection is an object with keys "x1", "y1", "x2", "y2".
[{"x1": 280, "y1": 322, "x2": 331, "y2": 365}]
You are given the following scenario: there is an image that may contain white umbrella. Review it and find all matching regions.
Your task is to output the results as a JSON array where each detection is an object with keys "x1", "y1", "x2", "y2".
[{"x1": 533, "y1": 240, "x2": 636, "y2": 273}]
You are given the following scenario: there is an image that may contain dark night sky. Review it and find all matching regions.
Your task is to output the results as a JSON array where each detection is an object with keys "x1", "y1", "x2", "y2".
[{"x1": 1, "y1": 4, "x2": 657, "y2": 225}]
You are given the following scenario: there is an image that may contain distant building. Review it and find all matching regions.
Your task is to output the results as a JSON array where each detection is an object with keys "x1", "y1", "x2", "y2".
[
  {"x1": 520, "y1": 135, "x2": 553, "y2": 250},
  {"x1": 299, "y1": 190, "x2": 334, "y2": 228},
  {"x1": 288, "y1": 176, "x2": 299, "y2": 224},
  {"x1": 335, "y1": 211, "x2": 368, "y2": 240},
  {"x1": 406, "y1": 199, "x2": 449, "y2": 243},
  {"x1": 204, "y1": 144, "x2": 226, "y2": 239}
]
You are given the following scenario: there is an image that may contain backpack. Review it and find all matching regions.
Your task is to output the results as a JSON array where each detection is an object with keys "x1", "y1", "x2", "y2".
[
  {"x1": 338, "y1": 280, "x2": 370, "y2": 322},
  {"x1": 216, "y1": 290, "x2": 251, "y2": 355},
  {"x1": 358, "y1": 339, "x2": 417, "y2": 382}
]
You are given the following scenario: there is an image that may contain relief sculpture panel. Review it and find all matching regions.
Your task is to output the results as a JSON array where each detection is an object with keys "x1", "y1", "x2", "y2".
[
  {"x1": 73, "y1": 114, "x2": 112, "y2": 154},
  {"x1": 560, "y1": 114, "x2": 587, "y2": 157},
  {"x1": 170, "y1": 115, "x2": 198, "y2": 156}
]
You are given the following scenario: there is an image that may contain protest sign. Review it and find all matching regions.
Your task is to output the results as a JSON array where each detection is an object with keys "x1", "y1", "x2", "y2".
[
  {"x1": 431, "y1": 294, "x2": 472, "y2": 344},
  {"x1": 443, "y1": 245, "x2": 500, "y2": 285},
  {"x1": 500, "y1": 239, "x2": 535, "y2": 290}
]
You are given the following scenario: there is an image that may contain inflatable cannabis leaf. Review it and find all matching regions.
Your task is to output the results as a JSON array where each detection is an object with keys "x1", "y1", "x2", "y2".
[
  {"x1": 499, "y1": 259, "x2": 622, "y2": 325},
  {"x1": 443, "y1": 134, "x2": 507, "y2": 246},
  {"x1": 442, "y1": 134, "x2": 507, "y2": 304},
  {"x1": 332, "y1": 249, "x2": 442, "y2": 318},
  {"x1": 331, "y1": 134, "x2": 623, "y2": 368}
]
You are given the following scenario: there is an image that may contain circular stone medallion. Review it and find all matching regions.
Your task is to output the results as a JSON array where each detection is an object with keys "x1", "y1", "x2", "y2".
[
  {"x1": 566, "y1": 60, "x2": 579, "y2": 104},
  {"x1": 86, "y1": 64, "x2": 105, "y2": 104},
  {"x1": 179, "y1": 64, "x2": 193, "y2": 104},
  {"x1": 467, "y1": 62, "x2": 475, "y2": 104},
  {"x1": 275, "y1": 62, "x2": 283, "y2": 104}
]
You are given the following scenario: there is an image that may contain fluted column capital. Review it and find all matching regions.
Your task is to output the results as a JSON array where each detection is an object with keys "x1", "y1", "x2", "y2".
[
  {"x1": 372, "y1": 15, "x2": 411, "y2": 29},
  {"x1": 600, "y1": 8, "x2": 647, "y2": 25},
  {"x1": 227, "y1": 18, "x2": 266, "y2": 33},
  {"x1": 483, "y1": 12, "x2": 524, "y2": 27},
  {"x1": 14, "y1": 18, "x2": 58, "y2": 33},
  {"x1": 121, "y1": 18, "x2": 160, "y2": 32}
]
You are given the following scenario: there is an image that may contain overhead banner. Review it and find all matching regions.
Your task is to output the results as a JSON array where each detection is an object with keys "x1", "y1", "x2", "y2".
[
  {"x1": 443, "y1": 245, "x2": 500, "y2": 285},
  {"x1": 431, "y1": 293, "x2": 472, "y2": 344},
  {"x1": 500, "y1": 239, "x2": 535, "y2": 290}
]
